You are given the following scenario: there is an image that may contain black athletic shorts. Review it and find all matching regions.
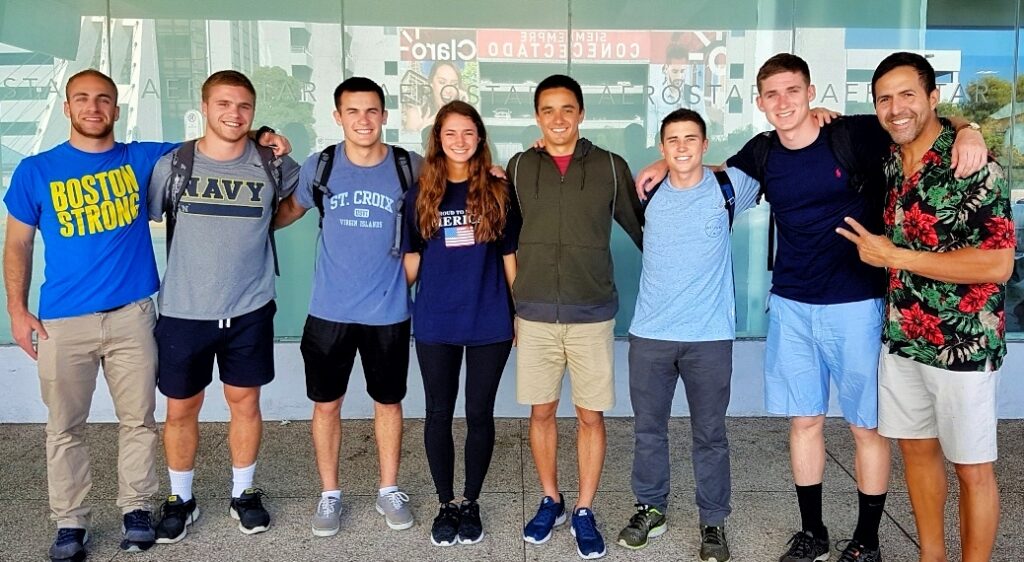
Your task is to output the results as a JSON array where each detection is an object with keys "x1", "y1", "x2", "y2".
[
  {"x1": 300, "y1": 315, "x2": 410, "y2": 404},
  {"x1": 155, "y1": 300, "x2": 276, "y2": 399}
]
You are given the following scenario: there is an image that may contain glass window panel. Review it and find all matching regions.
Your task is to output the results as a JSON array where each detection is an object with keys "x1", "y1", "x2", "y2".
[
  {"x1": 2, "y1": 0, "x2": 1022, "y2": 343},
  {"x1": 0, "y1": 1, "x2": 108, "y2": 343}
]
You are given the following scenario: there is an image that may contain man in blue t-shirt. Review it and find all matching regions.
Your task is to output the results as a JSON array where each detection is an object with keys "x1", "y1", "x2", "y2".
[
  {"x1": 3, "y1": 69, "x2": 175, "y2": 561},
  {"x1": 274, "y1": 77, "x2": 421, "y2": 538},
  {"x1": 635, "y1": 54, "x2": 986, "y2": 562},
  {"x1": 616, "y1": 109, "x2": 759, "y2": 561},
  {"x1": 2, "y1": 69, "x2": 290, "y2": 562}
]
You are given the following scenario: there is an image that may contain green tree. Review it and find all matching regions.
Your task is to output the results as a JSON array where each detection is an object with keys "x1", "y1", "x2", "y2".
[
  {"x1": 963, "y1": 75, "x2": 1012, "y2": 123},
  {"x1": 250, "y1": 66, "x2": 316, "y2": 155}
]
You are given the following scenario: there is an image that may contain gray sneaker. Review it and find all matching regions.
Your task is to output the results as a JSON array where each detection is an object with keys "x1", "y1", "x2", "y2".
[
  {"x1": 375, "y1": 490, "x2": 414, "y2": 530},
  {"x1": 311, "y1": 496, "x2": 342, "y2": 537}
]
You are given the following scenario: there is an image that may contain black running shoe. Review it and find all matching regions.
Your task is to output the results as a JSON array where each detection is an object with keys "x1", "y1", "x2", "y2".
[
  {"x1": 155, "y1": 495, "x2": 200, "y2": 544},
  {"x1": 700, "y1": 524, "x2": 731, "y2": 562},
  {"x1": 837, "y1": 539, "x2": 882, "y2": 562},
  {"x1": 120, "y1": 509, "x2": 155, "y2": 552},
  {"x1": 48, "y1": 527, "x2": 88, "y2": 562},
  {"x1": 431, "y1": 502, "x2": 460, "y2": 547},
  {"x1": 779, "y1": 528, "x2": 830, "y2": 562},
  {"x1": 458, "y1": 499, "x2": 484, "y2": 544},
  {"x1": 230, "y1": 488, "x2": 270, "y2": 535}
]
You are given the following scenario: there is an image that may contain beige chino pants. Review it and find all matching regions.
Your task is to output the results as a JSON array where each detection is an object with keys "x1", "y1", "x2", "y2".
[{"x1": 36, "y1": 298, "x2": 158, "y2": 528}]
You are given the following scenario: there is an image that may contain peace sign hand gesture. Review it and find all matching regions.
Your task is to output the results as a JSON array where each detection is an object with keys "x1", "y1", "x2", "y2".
[{"x1": 835, "y1": 217, "x2": 896, "y2": 269}]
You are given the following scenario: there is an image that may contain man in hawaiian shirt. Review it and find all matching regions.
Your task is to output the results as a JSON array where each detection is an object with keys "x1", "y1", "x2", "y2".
[{"x1": 838, "y1": 52, "x2": 1014, "y2": 562}]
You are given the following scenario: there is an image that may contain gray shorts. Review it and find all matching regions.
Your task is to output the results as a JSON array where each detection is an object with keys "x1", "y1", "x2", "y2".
[{"x1": 877, "y1": 350, "x2": 999, "y2": 464}]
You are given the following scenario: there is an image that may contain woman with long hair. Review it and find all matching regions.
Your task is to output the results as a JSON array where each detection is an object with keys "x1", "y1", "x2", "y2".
[{"x1": 402, "y1": 100, "x2": 520, "y2": 547}]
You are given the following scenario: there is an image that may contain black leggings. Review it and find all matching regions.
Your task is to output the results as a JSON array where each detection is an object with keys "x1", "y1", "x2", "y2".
[{"x1": 417, "y1": 339, "x2": 513, "y2": 503}]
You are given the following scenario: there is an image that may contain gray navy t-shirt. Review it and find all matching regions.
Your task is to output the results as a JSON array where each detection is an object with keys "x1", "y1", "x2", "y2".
[{"x1": 148, "y1": 142, "x2": 299, "y2": 320}]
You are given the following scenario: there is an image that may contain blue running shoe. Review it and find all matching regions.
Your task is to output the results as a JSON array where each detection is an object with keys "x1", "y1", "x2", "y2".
[
  {"x1": 571, "y1": 507, "x2": 607, "y2": 559},
  {"x1": 48, "y1": 527, "x2": 88, "y2": 562},
  {"x1": 523, "y1": 493, "x2": 566, "y2": 544}
]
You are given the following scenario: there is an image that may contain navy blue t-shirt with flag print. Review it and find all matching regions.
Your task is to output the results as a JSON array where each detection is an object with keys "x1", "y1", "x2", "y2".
[{"x1": 403, "y1": 180, "x2": 522, "y2": 346}]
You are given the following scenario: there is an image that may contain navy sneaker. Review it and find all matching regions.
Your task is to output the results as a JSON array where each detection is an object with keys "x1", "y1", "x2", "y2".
[
  {"x1": 837, "y1": 539, "x2": 882, "y2": 562},
  {"x1": 570, "y1": 507, "x2": 607, "y2": 559},
  {"x1": 120, "y1": 509, "x2": 155, "y2": 552},
  {"x1": 155, "y1": 495, "x2": 200, "y2": 544},
  {"x1": 229, "y1": 488, "x2": 270, "y2": 534},
  {"x1": 779, "y1": 528, "x2": 830, "y2": 562},
  {"x1": 523, "y1": 493, "x2": 566, "y2": 544},
  {"x1": 48, "y1": 527, "x2": 88, "y2": 562}
]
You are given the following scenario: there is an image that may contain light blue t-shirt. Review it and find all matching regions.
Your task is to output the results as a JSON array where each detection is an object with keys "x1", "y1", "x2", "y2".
[
  {"x1": 629, "y1": 167, "x2": 760, "y2": 342},
  {"x1": 294, "y1": 143, "x2": 420, "y2": 325},
  {"x1": 3, "y1": 141, "x2": 177, "y2": 320}
]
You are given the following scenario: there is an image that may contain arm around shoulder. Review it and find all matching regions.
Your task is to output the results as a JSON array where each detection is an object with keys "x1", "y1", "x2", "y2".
[
  {"x1": 274, "y1": 194, "x2": 308, "y2": 229},
  {"x1": 614, "y1": 155, "x2": 644, "y2": 250}
]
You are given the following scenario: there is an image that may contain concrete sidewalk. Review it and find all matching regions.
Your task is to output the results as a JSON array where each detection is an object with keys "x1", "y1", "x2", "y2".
[{"x1": 3, "y1": 418, "x2": 1022, "y2": 561}]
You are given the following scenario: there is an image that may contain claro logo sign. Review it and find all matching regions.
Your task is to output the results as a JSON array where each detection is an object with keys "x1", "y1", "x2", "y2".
[{"x1": 400, "y1": 28, "x2": 477, "y2": 61}]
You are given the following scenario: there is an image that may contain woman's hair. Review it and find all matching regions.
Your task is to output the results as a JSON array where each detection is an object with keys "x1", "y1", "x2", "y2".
[{"x1": 417, "y1": 100, "x2": 509, "y2": 243}]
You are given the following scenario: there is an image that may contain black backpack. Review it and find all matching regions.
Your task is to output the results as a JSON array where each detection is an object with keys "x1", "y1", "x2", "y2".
[
  {"x1": 310, "y1": 144, "x2": 415, "y2": 257},
  {"x1": 643, "y1": 169, "x2": 737, "y2": 229},
  {"x1": 163, "y1": 139, "x2": 286, "y2": 275},
  {"x1": 744, "y1": 118, "x2": 869, "y2": 270}
]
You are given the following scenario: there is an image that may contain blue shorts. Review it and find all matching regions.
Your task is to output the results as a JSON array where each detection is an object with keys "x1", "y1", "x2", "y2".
[
  {"x1": 763, "y1": 294, "x2": 883, "y2": 428},
  {"x1": 156, "y1": 300, "x2": 277, "y2": 399}
]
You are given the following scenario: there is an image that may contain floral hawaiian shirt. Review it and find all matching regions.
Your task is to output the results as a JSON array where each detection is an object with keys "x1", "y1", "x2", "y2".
[{"x1": 882, "y1": 120, "x2": 1015, "y2": 371}]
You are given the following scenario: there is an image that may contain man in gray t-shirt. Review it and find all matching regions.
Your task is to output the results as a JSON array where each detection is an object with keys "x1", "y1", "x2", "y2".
[{"x1": 146, "y1": 71, "x2": 298, "y2": 544}]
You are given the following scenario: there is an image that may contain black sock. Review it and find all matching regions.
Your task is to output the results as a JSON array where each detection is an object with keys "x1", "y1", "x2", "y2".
[
  {"x1": 852, "y1": 490, "x2": 886, "y2": 550},
  {"x1": 795, "y1": 483, "x2": 825, "y2": 536}
]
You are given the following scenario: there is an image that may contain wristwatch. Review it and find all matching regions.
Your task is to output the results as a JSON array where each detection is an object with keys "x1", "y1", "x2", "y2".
[{"x1": 956, "y1": 122, "x2": 981, "y2": 133}]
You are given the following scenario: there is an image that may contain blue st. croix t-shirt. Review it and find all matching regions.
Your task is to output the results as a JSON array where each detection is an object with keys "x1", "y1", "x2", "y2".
[
  {"x1": 4, "y1": 141, "x2": 176, "y2": 319},
  {"x1": 403, "y1": 180, "x2": 521, "y2": 346},
  {"x1": 294, "y1": 144, "x2": 419, "y2": 325}
]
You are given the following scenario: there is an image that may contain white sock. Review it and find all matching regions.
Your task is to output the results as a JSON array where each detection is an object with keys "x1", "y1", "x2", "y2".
[
  {"x1": 322, "y1": 490, "x2": 341, "y2": 500},
  {"x1": 379, "y1": 485, "x2": 398, "y2": 497},
  {"x1": 231, "y1": 463, "x2": 256, "y2": 498},
  {"x1": 168, "y1": 468, "x2": 194, "y2": 502}
]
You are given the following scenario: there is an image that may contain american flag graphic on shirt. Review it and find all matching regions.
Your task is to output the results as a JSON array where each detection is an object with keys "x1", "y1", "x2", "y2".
[{"x1": 444, "y1": 225, "x2": 475, "y2": 247}]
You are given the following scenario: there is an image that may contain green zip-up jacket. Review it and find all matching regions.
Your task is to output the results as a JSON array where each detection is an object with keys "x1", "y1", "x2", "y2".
[{"x1": 507, "y1": 138, "x2": 643, "y2": 324}]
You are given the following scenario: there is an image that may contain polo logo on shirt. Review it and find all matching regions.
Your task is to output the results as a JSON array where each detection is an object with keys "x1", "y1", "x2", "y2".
[{"x1": 50, "y1": 165, "x2": 141, "y2": 237}]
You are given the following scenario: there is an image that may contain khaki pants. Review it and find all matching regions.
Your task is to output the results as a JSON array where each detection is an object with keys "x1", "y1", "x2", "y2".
[{"x1": 37, "y1": 298, "x2": 158, "y2": 528}]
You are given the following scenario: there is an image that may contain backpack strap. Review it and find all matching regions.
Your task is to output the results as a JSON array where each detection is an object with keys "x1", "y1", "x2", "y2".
[
  {"x1": 748, "y1": 131, "x2": 775, "y2": 270},
  {"x1": 311, "y1": 144, "x2": 337, "y2": 229},
  {"x1": 254, "y1": 142, "x2": 284, "y2": 276},
  {"x1": 390, "y1": 146, "x2": 415, "y2": 257},
  {"x1": 713, "y1": 170, "x2": 736, "y2": 230},
  {"x1": 826, "y1": 119, "x2": 865, "y2": 194},
  {"x1": 164, "y1": 139, "x2": 198, "y2": 257}
]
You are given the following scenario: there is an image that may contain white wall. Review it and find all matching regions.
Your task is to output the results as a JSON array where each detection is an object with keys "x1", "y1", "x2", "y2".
[{"x1": 2, "y1": 340, "x2": 1022, "y2": 422}]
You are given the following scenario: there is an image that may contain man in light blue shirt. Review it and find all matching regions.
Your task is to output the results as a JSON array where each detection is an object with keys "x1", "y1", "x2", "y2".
[{"x1": 616, "y1": 109, "x2": 759, "y2": 562}]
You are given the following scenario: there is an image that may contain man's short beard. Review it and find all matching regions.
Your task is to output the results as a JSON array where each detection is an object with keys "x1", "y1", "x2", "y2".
[{"x1": 71, "y1": 120, "x2": 114, "y2": 139}]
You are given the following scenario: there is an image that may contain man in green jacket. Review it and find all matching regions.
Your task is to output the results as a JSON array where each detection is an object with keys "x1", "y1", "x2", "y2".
[{"x1": 508, "y1": 74, "x2": 644, "y2": 560}]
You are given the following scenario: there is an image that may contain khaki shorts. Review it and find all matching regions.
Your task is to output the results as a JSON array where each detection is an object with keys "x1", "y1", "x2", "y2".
[
  {"x1": 515, "y1": 317, "x2": 615, "y2": 411},
  {"x1": 878, "y1": 350, "x2": 998, "y2": 464}
]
